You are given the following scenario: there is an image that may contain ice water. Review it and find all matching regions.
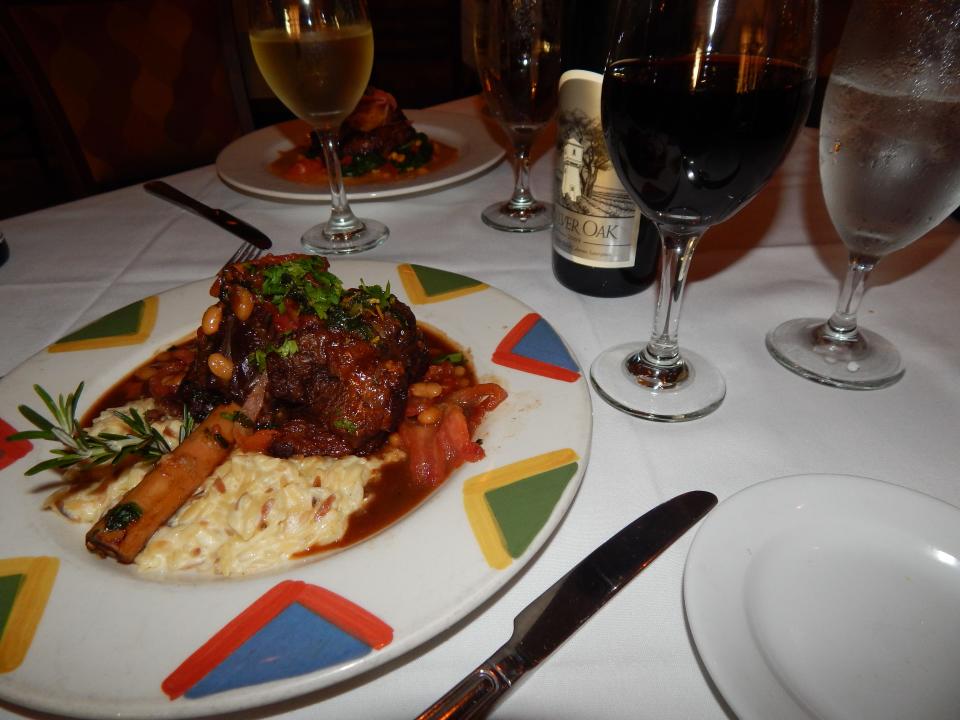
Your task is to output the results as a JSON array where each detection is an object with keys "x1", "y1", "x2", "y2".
[{"x1": 819, "y1": 74, "x2": 960, "y2": 258}]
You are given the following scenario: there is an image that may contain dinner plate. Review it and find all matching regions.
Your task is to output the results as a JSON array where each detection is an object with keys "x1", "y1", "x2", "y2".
[
  {"x1": 0, "y1": 260, "x2": 591, "y2": 718},
  {"x1": 216, "y1": 110, "x2": 506, "y2": 201},
  {"x1": 683, "y1": 474, "x2": 960, "y2": 720}
]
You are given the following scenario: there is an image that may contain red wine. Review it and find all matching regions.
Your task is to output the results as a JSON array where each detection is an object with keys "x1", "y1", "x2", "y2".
[
  {"x1": 602, "y1": 54, "x2": 815, "y2": 227},
  {"x1": 550, "y1": 0, "x2": 658, "y2": 297}
]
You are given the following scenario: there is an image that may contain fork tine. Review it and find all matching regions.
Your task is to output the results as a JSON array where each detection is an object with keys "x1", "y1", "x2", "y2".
[{"x1": 223, "y1": 243, "x2": 263, "y2": 268}]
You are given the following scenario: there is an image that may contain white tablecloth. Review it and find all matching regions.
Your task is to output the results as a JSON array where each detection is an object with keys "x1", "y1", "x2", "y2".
[{"x1": 1, "y1": 96, "x2": 959, "y2": 720}]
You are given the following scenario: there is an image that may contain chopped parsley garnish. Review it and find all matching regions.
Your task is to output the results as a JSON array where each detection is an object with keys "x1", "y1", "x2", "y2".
[
  {"x1": 222, "y1": 410, "x2": 254, "y2": 428},
  {"x1": 244, "y1": 259, "x2": 402, "y2": 344},
  {"x1": 249, "y1": 338, "x2": 300, "y2": 372},
  {"x1": 432, "y1": 352, "x2": 464, "y2": 365},
  {"x1": 332, "y1": 418, "x2": 358, "y2": 434},
  {"x1": 257, "y1": 257, "x2": 343, "y2": 318},
  {"x1": 103, "y1": 502, "x2": 143, "y2": 531},
  {"x1": 327, "y1": 281, "x2": 397, "y2": 339},
  {"x1": 359, "y1": 281, "x2": 393, "y2": 306},
  {"x1": 276, "y1": 338, "x2": 299, "y2": 358},
  {"x1": 250, "y1": 349, "x2": 268, "y2": 372}
]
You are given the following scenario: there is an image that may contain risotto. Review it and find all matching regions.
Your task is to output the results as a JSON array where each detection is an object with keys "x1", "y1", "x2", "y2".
[{"x1": 47, "y1": 401, "x2": 402, "y2": 576}]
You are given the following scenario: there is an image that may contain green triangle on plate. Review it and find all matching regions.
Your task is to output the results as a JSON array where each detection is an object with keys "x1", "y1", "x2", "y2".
[
  {"x1": 0, "y1": 574, "x2": 25, "y2": 641},
  {"x1": 57, "y1": 300, "x2": 146, "y2": 343},
  {"x1": 409, "y1": 264, "x2": 482, "y2": 297},
  {"x1": 484, "y1": 462, "x2": 578, "y2": 559}
]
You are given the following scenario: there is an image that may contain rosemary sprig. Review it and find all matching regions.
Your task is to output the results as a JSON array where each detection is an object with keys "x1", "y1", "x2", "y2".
[
  {"x1": 7, "y1": 383, "x2": 191, "y2": 476},
  {"x1": 179, "y1": 404, "x2": 196, "y2": 443}
]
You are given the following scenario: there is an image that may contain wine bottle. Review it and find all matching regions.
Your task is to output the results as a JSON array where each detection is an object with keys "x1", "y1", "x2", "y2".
[{"x1": 551, "y1": 0, "x2": 658, "y2": 297}]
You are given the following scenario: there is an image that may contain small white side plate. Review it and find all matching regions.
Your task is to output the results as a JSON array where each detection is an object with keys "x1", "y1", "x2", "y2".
[{"x1": 684, "y1": 474, "x2": 960, "y2": 720}]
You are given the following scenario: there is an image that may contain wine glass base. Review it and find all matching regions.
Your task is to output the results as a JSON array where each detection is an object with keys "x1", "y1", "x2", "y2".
[
  {"x1": 589, "y1": 343, "x2": 726, "y2": 422},
  {"x1": 301, "y1": 219, "x2": 388, "y2": 255},
  {"x1": 481, "y1": 201, "x2": 553, "y2": 233},
  {"x1": 766, "y1": 317, "x2": 905, "y2": 390}
]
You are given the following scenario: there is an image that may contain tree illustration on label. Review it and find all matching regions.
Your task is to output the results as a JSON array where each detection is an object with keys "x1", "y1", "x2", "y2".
[{"x1": 553, "y1": 73, "x2": 640, "y2": 267}]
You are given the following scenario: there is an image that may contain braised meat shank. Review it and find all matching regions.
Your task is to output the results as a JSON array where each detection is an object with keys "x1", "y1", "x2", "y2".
[
  {"x1": 339, "y1": 107, "x2": 416, "y2": 159},
  {"x1": 339, "y1": 87, "x2": 417, "y2": 159},
  {"x1": 305, "y1": 88, "x2": 418, "y2": 165},
  {"x1": 177, "y1": 254, "x2": 428, "y2": 458}
]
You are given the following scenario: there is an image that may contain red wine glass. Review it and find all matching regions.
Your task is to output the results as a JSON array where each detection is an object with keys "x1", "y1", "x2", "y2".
[{"x1": 590, "y1": 0, "x2": 818, "y2": 421}]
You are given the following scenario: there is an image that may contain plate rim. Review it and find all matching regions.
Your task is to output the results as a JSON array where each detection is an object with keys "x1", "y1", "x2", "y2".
[
  {"x1": 215, "y1": 109, "x2": 506, "y2": 202},
  {"x1": 682, "y1": 472, "x2": 960, "y2": 720},
  {"x1": 0, "y1": 260, "x2": 592, "y2": 718}
]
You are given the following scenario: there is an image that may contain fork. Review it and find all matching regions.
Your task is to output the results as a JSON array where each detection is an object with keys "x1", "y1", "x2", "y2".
[{"x1": 223, "y1": 242, "x2": 263, "y2": 267}]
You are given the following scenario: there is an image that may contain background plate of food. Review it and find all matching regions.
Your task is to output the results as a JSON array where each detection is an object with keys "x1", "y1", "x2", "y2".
[
  {"x1": 0, "y1": 256, "x2": 591, "y2": 718},
  {"x1": 217, "y1": 90, "x2": 506, "y2": 201}
]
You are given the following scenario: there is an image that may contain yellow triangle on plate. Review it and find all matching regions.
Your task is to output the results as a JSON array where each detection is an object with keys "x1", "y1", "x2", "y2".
[
  {"x1": 48, "y1": 296, "x2": 158, "y2": 353},
  {"x1": 397, "y1": 263, "x2": 487, "y2": 305},
  {"x1": 463, "y1": 449, "x2": 579, "y2": 569},
  {"x1": 0, "y1": 556, "x2": 59, "y2": 672}
]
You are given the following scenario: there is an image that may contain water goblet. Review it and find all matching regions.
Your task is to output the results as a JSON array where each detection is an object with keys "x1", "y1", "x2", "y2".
[
  {"x1": 766, "y1": 0, "x2": 960, "y2": 389},
  {"x1": 248, "y1": 0, "x2": 388, "y2": 254},
  {"x1": 473, "y1": 0, "x2": 561, "y2": 232},
  {"x1": 590, "y1": 0, "x2": 818, "y2": 421}
]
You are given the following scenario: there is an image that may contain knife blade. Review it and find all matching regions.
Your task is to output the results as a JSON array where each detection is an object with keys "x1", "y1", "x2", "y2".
[
  {"x1": 144, "y1": 181, "x2": 272, "y2": 250},
  {"x1": 415, "y1": 490, "x2": 717, "y2": 720}
]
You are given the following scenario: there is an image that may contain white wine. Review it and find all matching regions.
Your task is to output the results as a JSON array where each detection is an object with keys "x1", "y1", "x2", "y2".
[
  {"x1": 820, "y1": 74, "x2": 960, "y2": 258},
  {"x1": 250, "y1": 25, "x2": 374, "y2": 130}
]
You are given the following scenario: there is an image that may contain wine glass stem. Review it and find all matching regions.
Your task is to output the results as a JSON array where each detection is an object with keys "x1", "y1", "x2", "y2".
[
  {"x1": 630, "y1": 228, "x2": 702, "y2": 387},
  {"x1": 318, "y1": 130, "x2": 364, "y2": 236},
  {"x1": 824, "y1": 253, "x2": 879, "y2": 340},
  {"x1": 507, "y1": 143, "x2": 536, "y2": 210}
]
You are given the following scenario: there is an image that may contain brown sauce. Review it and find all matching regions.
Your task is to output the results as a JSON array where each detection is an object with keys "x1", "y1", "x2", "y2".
[
  {"x1": 301, "y1": 460, "x2": 427, "y2": 555},
  {"x1": 83, "y1": 324, "x2": 474, "y2": 557},
  {"x1": 81, "y1": 339, "x2": 197, "y2": 425}
]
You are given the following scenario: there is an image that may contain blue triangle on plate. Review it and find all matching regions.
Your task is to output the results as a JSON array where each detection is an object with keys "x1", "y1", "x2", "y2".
[
  {"x1": 185, "y1": 602, "x2": 372, "y2": 698},
  {"x1": 511, "y1": 317, "x2": 579, "y2": 371}
]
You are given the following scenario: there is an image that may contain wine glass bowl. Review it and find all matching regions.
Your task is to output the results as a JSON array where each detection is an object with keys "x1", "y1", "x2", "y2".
[
  {"x1": 248, "y1": 0, "x2": 387, "y2": 254},
  {"x1": 591, "y1": 0, "x2": 818, "y2": 421},
  {"x1": 766, "y1": 0, "x2": 960, "y2": 389},
  {"x1": 473, "y1": 0, "x2": 561, "y2": 232}
]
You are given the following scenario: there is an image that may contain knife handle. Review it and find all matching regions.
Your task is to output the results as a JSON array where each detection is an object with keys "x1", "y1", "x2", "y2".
[
  {"x1": 144, "y1": 181, "x2": 205, "y2": 215},
  {"x1": 415, "y1": 649, "x2": 524, "y2": 720}
]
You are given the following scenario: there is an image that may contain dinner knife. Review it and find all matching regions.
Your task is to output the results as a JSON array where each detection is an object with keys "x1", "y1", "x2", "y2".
[
  {"x1": 144, "y1": 181, "x2": 272, "y2": 250},
  {"x1": 415, "y1": 490, "x2": 718, "y2": 720}
]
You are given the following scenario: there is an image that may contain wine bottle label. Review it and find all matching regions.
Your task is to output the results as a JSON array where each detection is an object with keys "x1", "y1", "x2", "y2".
[{"x1": 552, "y1": 69, "x2": 642, "y2": 269}]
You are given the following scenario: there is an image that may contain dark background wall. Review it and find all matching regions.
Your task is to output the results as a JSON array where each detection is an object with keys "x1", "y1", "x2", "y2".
[{"x1": 0, "y1": 0, "x2": 849, "y2": 221}]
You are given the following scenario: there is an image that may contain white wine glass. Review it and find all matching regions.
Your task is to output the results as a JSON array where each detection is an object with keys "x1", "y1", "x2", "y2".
[
  {"x1": 248, "y1": 0, "x2": 387, "y2": 254},
  {"x1": 766, "y1": 0, "x2": 960, "y2": 389},
  {"x1": 591, "y1": 0, "x2": 818, "y2": 421},
  {"x1": 473, "y1": 0, "x2": 561, "y2": 232}
]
